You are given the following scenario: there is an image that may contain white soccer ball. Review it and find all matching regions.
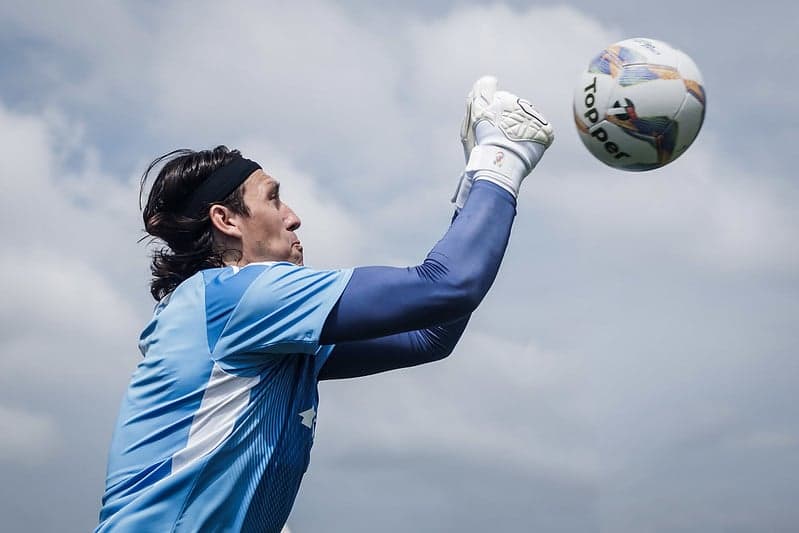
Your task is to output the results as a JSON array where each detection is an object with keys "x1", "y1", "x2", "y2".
[{"x1": 573, "y1": 37, "x2": 706, "y2": 171}]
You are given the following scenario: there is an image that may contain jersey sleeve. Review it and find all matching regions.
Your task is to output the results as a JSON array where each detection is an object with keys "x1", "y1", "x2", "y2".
[{"x1": 208, "y1": 262, "x2": 352, "y2": 369}]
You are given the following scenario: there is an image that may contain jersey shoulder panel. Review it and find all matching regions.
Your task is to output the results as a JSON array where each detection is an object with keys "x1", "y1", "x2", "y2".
[
  {"x1": 209, "y1": 263, "x2": 352, "y2": 372},
  {"x1": 202, "y1": 265, "x2": 266, "y2": 353}
]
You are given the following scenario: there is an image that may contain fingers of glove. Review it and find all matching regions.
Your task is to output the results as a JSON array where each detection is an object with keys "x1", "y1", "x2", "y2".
[
  {"x1": 462, "y1": 76, "x2": 499, "y2": 161},
  {"x1": 493, "y1": 90, "x2": 517, "y2": 108},
  {"x1": 470, "y1": 75, "x2": 498, "y2": 116}
]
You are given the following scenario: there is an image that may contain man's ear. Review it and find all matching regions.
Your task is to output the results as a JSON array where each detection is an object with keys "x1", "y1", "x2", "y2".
[{"x1": 208, "y1": 204, "x2": 243, "y2": 238}]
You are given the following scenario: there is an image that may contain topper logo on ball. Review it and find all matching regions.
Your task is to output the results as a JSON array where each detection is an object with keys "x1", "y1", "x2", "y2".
[{"x1": 582, "y1": 76, "x2": 630, "y2": 160}]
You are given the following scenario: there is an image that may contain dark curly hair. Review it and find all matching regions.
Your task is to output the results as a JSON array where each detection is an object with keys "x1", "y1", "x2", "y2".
[{"x1": 140, "y1": 146, "x2": 250, "y2": 301}]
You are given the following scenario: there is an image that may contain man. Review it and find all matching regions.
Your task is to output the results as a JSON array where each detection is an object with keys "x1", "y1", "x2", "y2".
[{"x1": 97, "y1": 76, "x2": 554, "y2": 532}]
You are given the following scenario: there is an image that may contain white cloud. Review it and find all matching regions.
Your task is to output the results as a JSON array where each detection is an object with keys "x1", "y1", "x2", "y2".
[
  {"x1": 0, "y1": 102, "x2": 147, "y2": 285},
  {"x1": 0, "y1": 106, "x2": 145, "y2": 439},
  {"x1": 731, "y1": 430, "x2": 799, "y2": 451},
  {"x1": 406, "y1": 4, "x2": 620, "y2": 121},
  {"x1": 10, "y1": 1, "x2": 794, "y2": 278},
  {"x1": 0, "y1": 251, "x2": 141, "y2": 388},
  {"x1": 318, "y1": 329, "x2": 598, "y2": 482},
  {"x1": 0, "y1": 405, "x2": 58, "y2": 464},
  {"x1": 529, "y1": 132, "x2": 799, "y2": 274},
  {"x1": 139, "y1": 1, "x2": 413, "y2": 193}
]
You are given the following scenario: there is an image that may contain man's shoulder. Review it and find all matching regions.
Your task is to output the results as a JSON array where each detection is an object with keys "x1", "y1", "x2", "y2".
[
  {"x1": 201, "y1": 263, "x2": 305, "y2": 320},
  {"x1": 160, "y1": 262, "x2": 323, "y2": 308},
  {"x1": 201, "y1": 261, "x2": 300, "y2": 284}
]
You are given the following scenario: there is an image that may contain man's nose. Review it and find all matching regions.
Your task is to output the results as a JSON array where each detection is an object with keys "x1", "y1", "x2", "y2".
[{"x1": 284, "y1": 205, "x2": 301, "y2": 231}]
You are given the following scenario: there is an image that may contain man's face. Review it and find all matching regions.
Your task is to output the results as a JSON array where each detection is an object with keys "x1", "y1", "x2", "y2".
[{"x1": 236, "y1": 170, "x2": 303, "y2": 266}]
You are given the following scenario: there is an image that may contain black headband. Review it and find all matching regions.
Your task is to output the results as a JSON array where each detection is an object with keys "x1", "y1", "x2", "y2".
[{"x1": 179, "y1": 156, "x2": 261, "y2": 216}]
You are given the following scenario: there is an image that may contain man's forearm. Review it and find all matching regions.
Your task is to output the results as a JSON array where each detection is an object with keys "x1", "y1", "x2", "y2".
[{"x1": 318, "y1": 315, "x2": 470, "y2": 380}]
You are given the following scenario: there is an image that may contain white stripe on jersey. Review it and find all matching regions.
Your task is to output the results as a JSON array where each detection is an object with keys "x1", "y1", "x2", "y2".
[{"x1": 172, "y1": 363, "x2": 259, "y2": 473}]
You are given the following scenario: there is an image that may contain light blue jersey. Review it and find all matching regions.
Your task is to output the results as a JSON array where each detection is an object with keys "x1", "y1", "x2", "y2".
[{"x1": 98, "y1": 262, "x2": 352, "y2": 532}]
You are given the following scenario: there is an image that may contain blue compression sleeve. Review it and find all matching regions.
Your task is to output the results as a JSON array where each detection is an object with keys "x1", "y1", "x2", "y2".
[
  {"x1": 320, "y1": 180, "x2": 516, "y2": 344},
  {"x1": 318, "y1": 315, "x2": 470, "y2": 380}
]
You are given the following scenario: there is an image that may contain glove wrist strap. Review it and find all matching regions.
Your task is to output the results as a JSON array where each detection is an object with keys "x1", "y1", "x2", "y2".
[{"x1": 465, "y1": 145, "x2": 527, "y2": 198}]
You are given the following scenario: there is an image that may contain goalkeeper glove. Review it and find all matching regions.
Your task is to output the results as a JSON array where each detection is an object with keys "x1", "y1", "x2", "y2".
[{"x1": 452, "y1": 76, "x2": 554, "y2": 209}]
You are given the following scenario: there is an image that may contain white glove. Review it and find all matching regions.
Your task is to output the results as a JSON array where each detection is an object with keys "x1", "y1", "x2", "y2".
[
  {"x1": 452, "y1": 76, "x2": 554, "y2": 208},
  {"x1": 452, "y1": 76, "x2": 496, "y2": 209}
]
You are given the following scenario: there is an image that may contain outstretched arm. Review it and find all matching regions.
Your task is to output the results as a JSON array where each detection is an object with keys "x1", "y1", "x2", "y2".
[
  {"x1": 319, "y1": 76, "x2": 554, "y2": 372},
  {"x1": 319, "y1": 180, "x2": 515, "y2": 345}
]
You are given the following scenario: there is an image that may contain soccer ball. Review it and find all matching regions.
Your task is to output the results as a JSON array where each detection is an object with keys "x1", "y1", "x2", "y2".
[{"x1": 573, "y1": 37, "x2": 706, "y2": 171}]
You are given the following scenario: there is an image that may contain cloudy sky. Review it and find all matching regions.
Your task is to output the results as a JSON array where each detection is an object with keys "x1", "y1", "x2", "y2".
[{"x1": 1, "y1": 1, "x2": 797, "y2": 531}]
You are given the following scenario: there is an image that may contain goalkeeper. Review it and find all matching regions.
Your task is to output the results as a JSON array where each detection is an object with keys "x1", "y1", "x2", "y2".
[{"x1": 97, "y1": 76, "x2": 554, "y2": 532}]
